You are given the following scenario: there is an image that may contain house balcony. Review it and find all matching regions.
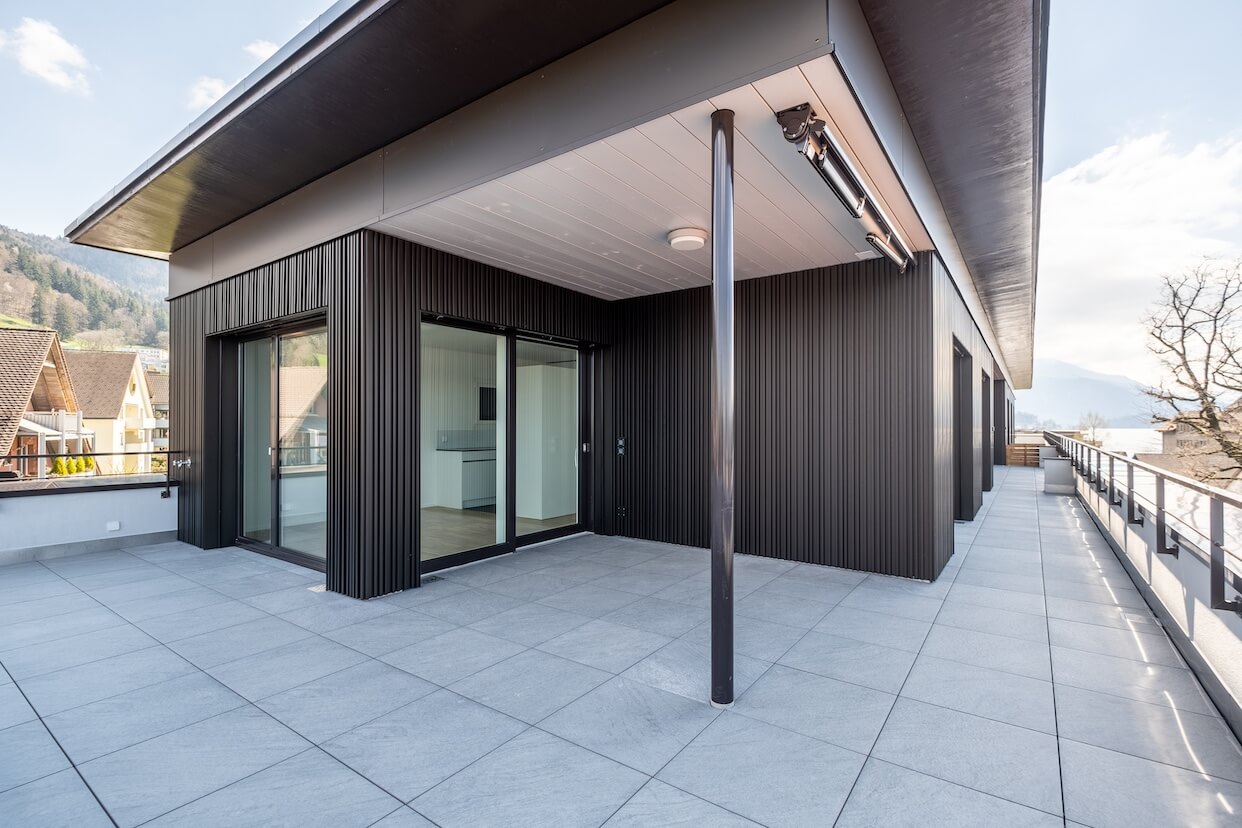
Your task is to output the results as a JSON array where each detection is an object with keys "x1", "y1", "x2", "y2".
[
  {"x1": 2, "y1": 466, "x2": 1241, "y2": 825},
  {"x1": 124, "y1": 415, "x2": 160, "y2": 431}
]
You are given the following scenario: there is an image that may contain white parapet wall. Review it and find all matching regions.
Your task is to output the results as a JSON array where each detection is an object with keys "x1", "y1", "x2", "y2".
[{"x1": 0, "y1": 485, "x2": 178, "y2": 565}]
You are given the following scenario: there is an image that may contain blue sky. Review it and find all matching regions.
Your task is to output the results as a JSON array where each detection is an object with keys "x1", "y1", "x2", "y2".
[{"x1": 1, "y1": 1, "x2": 1239, "y2": 381}]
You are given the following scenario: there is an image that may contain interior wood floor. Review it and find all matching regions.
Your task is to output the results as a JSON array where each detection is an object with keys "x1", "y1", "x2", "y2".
[{"x1": 420, "y1": 506, "x2": 575, "y2": 561}]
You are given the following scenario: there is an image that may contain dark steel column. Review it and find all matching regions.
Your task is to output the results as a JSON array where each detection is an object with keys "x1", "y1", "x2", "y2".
[{"x1": 710, "y1": 109, "x2": 735, "y2": 708}]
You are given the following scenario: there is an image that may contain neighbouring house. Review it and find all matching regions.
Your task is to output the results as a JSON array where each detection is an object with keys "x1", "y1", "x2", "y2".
[
  {"x1": 0, "y1": 327, "x2": 92, "y2": 478},
  {"x1": 1143, "y1": 410, "x2": 1242, "y2": 487},
  {"x1": 63, "y1": 350, "x2": 156, "y2": 475},
  {"x1": 67, "y1": 0, "x2": 1046, "y2": 610},
  {"x1": 146, "y1": 368, "x2": 170, "y2": 450}
]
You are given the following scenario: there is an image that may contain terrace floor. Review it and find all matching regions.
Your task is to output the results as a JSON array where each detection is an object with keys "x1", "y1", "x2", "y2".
[{"x1": 2, "y1": 466, "x2": 1241, "y2": 826}]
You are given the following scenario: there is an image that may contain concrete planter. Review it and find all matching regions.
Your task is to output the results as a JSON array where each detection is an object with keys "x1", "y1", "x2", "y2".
[{"x1": 1044, "y1": 457, "x2": 1075, "y2": 494}]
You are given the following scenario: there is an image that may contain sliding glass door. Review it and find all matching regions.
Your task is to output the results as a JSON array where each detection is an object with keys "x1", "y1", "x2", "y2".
[
  {"x1": 419, "y1": 322, "x2": 584, "y2": 570},
  {"x1": 239, "y1": 325, "x2": 329, "y2": 565}
]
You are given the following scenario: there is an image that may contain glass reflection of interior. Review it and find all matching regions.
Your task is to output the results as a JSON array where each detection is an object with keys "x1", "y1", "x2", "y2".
[
  {"x1": 420, "y1": 323, "x2": 507, "y2": 562},
  {"x1": 277, "y1": 328, "x2": 328, "y2": 560},
  {"x1": 515, "y1": 340, "x2": 578, "y2": 536}
]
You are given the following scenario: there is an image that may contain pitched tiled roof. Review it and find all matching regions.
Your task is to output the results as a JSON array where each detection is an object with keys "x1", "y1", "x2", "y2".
[
  {"x1": 145, "y1": 371, "x2": 169, "y2": 407},
  {"x1": 279, "y1": 366, "x2": 328, "y2": 441},
  {"x1": 63, "y1": 350, "x2": 142, "y2": 419},
  {"x1": 0, "y1": 328, "x2": 59, "y2": 453}
]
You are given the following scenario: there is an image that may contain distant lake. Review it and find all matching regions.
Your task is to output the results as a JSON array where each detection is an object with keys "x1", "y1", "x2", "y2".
[{"x1": 1094, "y1": 427, "x2": 1161, "y2": 456}]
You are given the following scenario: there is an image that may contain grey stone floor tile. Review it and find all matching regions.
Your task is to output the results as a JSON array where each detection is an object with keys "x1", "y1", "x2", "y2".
[
  {"x1": 1051, "y1": 646, "x2": 1218, "y2": 716},
  {"x1": 860, "y1": 572, "x2": 952, "y2": 599},
  {"x1": 0, "y1": 605, "x2": 126, "y2": 652},
  {"x1": 604, "y1": 596, "x2": 709, "y2": 637},
  {"x1": 933, "y1": 600, "x2": 1050, "y2": 643},
  {"x1": 659, "y1": 713, "x2": 865, "y2": 827},
  {"x1": 167, "y1": 616, "x2": 315, "y2": 668},
  {"x1": 0, "y1": 682, "x2": 35, "y2": 729},
  {"x1": 787, "y1": 562, "x2": 869, "y2": 586},
  {"x1": 944, "y1": 582, "x2": 1048, "y2": 616},
  {"x1": 1061, "y1": 738, "x2": 1242, "y2": 828},
  {"x1": 323, "y1": 688, "x2": 526, "y2": 802},
  {"x1": 480, "y1": 571, "x2": 584, "y2": 602},
  {"x1": 85, "y1": 574, "x2": 203, "y2": 607},
  {"x1": 43, "y1": 551, "x2": 147, "y2": 579},
  {"x1": 604, "y1": 779, "x2": 760, "y2": 826},
  {"x1": 0, "y1": 591, "x2": 99, "y2": 626},
  {"x1": 871, "y1": 698, "x2": 1062, "y2": 815},
  {"x1": 902, "y1": 655, "x2": 1056, "y2": 733},
  {"x1": 630, "y1": 556, "x2": 710, "y2": 580},
  {"x1": 210, "y1": 569, "x2": 323, "y2": 599},
  {"x1": 1044, "y1": 595, "x2": 1162, "y2": 633},
  {"x1": 736, "y1": 589, "x2": 834, "y2": 629},
  {"x1": 758, "y1": 572, "x2": 856, "y2": 604},
  {"x1": 415, "y1": 588, "x2": 525, "y2": 626},
  {"x1": 413, "y1": 728, "x2": 645, "y2": 828},
  {"x1": 0, "y1": 624, "x2": 158, "y2": 679},
  {"x1": 591, "y1": 546, "x2": 660, "y2": 568},
  {"x1": 0, "y1": 577, "x2": 79, "y2": 607},
  {"x1": 599, "y1": 569, "x2": 683, "y2": 596},
  {"x1": 815, "y1": 605, "x2": 932, "y2": 653},
  {"x1": 146, "y1": 747, "x2": 401, "y2": 827},
  {"x1": 0, "y1": 768, "x2": 114, "y2": 827},
  {"x1": 279, "y1": 596, "x2": 398, "y2": 634},
  {"x1": 79, "y1": 706, "x2": 310, "y2": 827},
  {"x1": 837, "y1": 585, "x2": 943, "y2": 622},
  {"x1": 0, "y1": 562, "x2": 62, "y2": 587},
  {"x1": 952, "y1": 567, "x2": 1046, "y2": 596},
  {"x1": 737, "y1": 665, "x2": 895, "y2": 753},
  {"x1": 542, "y1": 676, "x2": 719, "y2": 773},
  {"x1": 1043, "y1": 578, "x2": 1147, "y2": 609},
  {"x1": 380, "y1": 627, "x2": 525, "y2": 686},
  {"x1": 65, "y1": 564, "x2": 177, "y2": 593},
  {"x1": 182, "y1": 561, "x2": 284, "y2": 585},
  {"x1": 258, "y1": 660, "x2": 436, "y2": 744},
  {"x1": 206, "y1": 636, "x2": 368, "y2": 701},
  {"x1": 551, "y1": 558, "x2": 625, "y2": 583},
  {"x1": 370, "y1": 807, "x2": 438, "y2": 827},
  {"x1": 243, "y1": 582, "x2": 341, "y2": 614},
  {"x1": 44, "y1": 671, "x2": 247, "y2": 763},
  {"x1": 539, "y1": 582, "x2": 644, "y2": 617},
  {"x1": 680, "y1": 616, "x2": 804, "y2": 663},
  {"x1": 135, "y1": 600, "x2": 269, "y2": 643},
  {"x1": 1049, "y1": 617, "x2": 1184, "y2": 668},
  {"x1": 958, "y1": 554, "x2": 1045, "y2": 580},
  {"x1": 451, "y1": 649, "x2": 609, "y2": 723},
  {"x1": 20, "y1": 646, "x2": 196, "y2": 716},
  {"x1": 437, "y1": 560, "x2": 526, "y2": 587},
  {"x1": 0, "y1": 720, "x2": 69, "y2": 793},
  {"x1": 377, "y1": 579, "x2": 469, "y2": 609},
  {"x1": 468, "y1": 602, "x2": 592, "y2": 646},
  {"x1": 1057, "y1": 684, "x2": 1242, "y2": 783},
  {"x1": 836, "y1": 758, "x2": 1064, "y2": 828},
  {"x1": 108, "y1": 585, "x2": 234, "y2": 623},
  {"x1": 921, "y1": 624, "x2": 1052, "y2": 681},
  {"x1": 779, "y1": 630, "x2": 916, "y2": 693},
  {"x1": 322, "y1": 609, "x2": 457, "y2": 657},
  {"x1": 537, "y1": 619, "x2": 672, "y2": 673},
  {"x1": 622, "y1": 639, "x2": 767, "y2": 703}
]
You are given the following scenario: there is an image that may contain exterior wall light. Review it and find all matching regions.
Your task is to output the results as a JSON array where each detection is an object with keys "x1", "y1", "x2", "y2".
[
  {"x1": 667, "y1": 228, "x2": 708, "y2": 251},
  {"x1": 775, "y1": 103, "x2": 913, "y2": 273}
]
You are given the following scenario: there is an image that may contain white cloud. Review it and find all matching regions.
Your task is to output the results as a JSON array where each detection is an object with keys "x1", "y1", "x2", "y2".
[
  {"x1": 186, "y1": 76, "x2": 230, "y2": 111},
  {"x1": 1036, "y1": 132, "x2": 1242, "y2": 382},
  {"x1": 0, "y1": 18, "x2": 91, "y2": 94},
  {"x1": 244, "y1": 39, "x2": 278, "y2": 62}
]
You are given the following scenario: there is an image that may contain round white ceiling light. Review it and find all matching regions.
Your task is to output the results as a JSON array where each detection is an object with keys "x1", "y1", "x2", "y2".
[{"x1": 667, "y1": 228, "x2": 708, "y2": 251}]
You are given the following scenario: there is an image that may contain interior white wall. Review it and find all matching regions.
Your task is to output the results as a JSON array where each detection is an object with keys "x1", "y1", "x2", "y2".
[
  {"x1": 420, "y1": 343, "x2": 499, "y2": 509},
  {"x1": 516, "y1": 363, "x2": 578, "y2": 521}
]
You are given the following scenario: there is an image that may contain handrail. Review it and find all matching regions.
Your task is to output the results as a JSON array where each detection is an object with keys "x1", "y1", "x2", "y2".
[
  {"x1": 0, "y1": 449, "x2": 184, "y2": 500},
  {"x1": 1044, "y1": 431, "x2": 1242, "y2": 615}
]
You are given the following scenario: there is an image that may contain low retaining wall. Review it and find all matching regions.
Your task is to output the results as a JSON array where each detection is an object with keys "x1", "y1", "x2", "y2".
[{"x1": 0, "y1": 483, "x2": 178, "y2": 566}]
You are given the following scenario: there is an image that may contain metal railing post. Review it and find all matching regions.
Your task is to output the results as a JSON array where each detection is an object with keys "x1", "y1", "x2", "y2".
[
  {"x1": 1209, "y1": 497, "x2": 1242, "y2": 613},
  {"x1": 1126, "y1": 461, "x2": 1142, "y2": 524},
  {"x1": 1108, "y1": 455, "x2": 1120, "y2": 505},
  {"x1": 1154, "y1": 476, "x2": 1179, "y2": 557},
  {"x1": 1096, "y1": 448, "x2": 1107, "y2": 493}
]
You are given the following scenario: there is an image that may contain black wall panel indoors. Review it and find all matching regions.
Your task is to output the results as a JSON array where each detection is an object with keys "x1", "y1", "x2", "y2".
[{"x1": 172, "y1": 232, "x2": 998, "y2": 597}]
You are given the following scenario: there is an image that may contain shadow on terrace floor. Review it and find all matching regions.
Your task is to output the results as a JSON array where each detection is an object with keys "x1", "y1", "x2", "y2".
[{"x1": 1, "y1": 466, "x2": 1241, "y2": 826}]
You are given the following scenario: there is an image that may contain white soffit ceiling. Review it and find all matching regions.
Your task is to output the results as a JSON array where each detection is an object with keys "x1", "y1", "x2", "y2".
[{"x1": 377, "y1": 57, "x2": 933, "y2": 300}]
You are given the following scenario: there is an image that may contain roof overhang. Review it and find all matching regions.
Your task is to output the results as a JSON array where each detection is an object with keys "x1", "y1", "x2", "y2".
[
  {"x1": 855, "y1": 0, "x2": 1048, "y2": 387},
  {"x1": 64, "y1": 0, "x2": 672, "y2": 257}
]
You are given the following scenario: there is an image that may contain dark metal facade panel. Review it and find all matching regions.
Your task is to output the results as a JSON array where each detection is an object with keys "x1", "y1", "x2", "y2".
[{"x1": 608, "y1": 257, "x2": 943, "y2": 580}]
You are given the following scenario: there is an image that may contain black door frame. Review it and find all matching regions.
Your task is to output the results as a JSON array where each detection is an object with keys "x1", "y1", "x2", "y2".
[
  {"x1": 234, "y1": 319, "x2": 330, "y2": 573},
  {"x1": 980, "y1": 370, "x2": 993, "y2": 492},
  {"x1": 951, "y1": 340, "x2": 975, "y2": 522},
  {"x1": 419, "y1": 315, "x2": 593, "y2": 574}
]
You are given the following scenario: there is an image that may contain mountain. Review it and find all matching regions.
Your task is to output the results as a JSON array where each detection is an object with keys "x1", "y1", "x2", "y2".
[
  {"x1": 1015, "y1": 359, "x2": 1157, "y2": 429},
  {"x1": 0, "y1": 224, "x2": 168, "y2": 348}
]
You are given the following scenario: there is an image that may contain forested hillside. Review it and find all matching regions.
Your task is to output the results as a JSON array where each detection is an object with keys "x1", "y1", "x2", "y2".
[{"x1": 0, "y1": 225, "x2": 167, "y2": 348}]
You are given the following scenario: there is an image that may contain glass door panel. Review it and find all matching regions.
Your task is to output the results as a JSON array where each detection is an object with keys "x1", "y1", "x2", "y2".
[
  {"x1": 277, "y1": 328, "x2": 329, "y2": 560},
  {"x1": 240, "y1": 339, "x2": 273, "y2": 543},
  {"x1": 420, "y1": 323, "x2": 507, "y2": 563},
  {"x1": 515, "y1": 340, "x2": 579, "y2": 537}
]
